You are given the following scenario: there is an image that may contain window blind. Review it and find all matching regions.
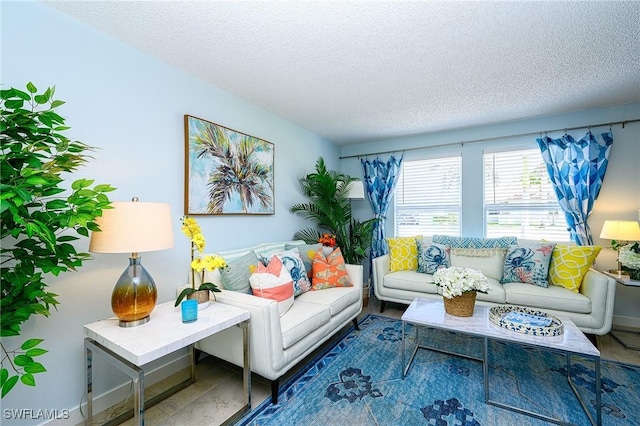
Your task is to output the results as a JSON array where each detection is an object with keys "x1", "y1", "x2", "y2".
[
  {"x1": 395, "y1": 156, "x2": 461, "y2": 237},
  {"x1": 483, "y1": 149, "x2": 570, "y2": 241}
]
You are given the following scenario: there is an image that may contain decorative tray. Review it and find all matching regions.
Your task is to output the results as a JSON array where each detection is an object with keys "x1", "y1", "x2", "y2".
[{"x1": 489, "y1": 305, "x2": 564, "y2": 336}]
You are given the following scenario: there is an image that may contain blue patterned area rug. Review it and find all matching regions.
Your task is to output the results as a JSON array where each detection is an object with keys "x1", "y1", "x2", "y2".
[{"x1": 237, "y1": 315, "x2": 639, "y2": 425}]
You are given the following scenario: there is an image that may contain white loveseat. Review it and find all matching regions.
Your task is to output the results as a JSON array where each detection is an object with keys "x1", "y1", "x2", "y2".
[
  {"x1": 188, "y1": 240, "x2": 363, "y2": 404},
  {"x1": 373, "y1": 237, "x2": 616, "y2": 336}
]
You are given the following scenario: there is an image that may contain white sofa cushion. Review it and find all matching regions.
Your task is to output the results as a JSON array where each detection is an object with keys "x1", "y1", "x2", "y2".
[
  {"x1": 296, "y1": 286, "x2": 360, "y2": 316},
  {"x1": 475, "y1": 277, "x2": 506, "y2": 303},
  {"x1": 504, "y1": 282, "x2": 591, "y2": 314},
  {"x1": 280, "y1": 301, "x2": 331, "y2": 350},
  {"x1": 384, "y1": 271, "x2": 440, "y2": 294},
  {"x1": 450, "y1": 249, "x2": 506, "y2": 281}
]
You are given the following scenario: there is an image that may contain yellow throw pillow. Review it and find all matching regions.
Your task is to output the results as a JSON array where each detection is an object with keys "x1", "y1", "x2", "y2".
[
  {"x1": 548, "y1": 244, "x2": 602, "y2": 292},
  {"x1": 387, "y1": 236, "x2": 419, "y2": 272}
]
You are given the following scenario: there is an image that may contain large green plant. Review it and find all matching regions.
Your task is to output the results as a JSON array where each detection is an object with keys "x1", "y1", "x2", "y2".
[
  {"x1": 290, "y1": 157, "x2": 377, "y2": 265},
  {"x1": 0, "y1": 83, "x2": 115, "y2": 398}
]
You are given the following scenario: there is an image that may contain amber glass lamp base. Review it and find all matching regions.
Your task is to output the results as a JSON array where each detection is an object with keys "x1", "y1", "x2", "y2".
[{"x1": 111, "y1": 256, "x2": 158, "y2": 327}]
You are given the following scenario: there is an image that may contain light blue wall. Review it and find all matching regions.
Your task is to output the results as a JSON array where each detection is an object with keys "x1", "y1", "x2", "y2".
[
  {"x1": 2, "y1": 2, "x2": 338, "y2": 421},
  {"x1": 341, "y1": 103, "x2": 640, "y2": 326}
]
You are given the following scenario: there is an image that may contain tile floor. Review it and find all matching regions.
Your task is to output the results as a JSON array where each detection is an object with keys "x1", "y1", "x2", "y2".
[{"x1": 86, "y1": 297, "x2": 640, "y2": 425}]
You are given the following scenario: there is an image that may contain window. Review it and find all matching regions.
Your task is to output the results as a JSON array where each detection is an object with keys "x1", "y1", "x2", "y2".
[
  {"x1": 395, "y1": 156, "x2": 461, "y2": 237},
  {"x1": 484, "y1": 149, "x2": 569, "y2": 241}
]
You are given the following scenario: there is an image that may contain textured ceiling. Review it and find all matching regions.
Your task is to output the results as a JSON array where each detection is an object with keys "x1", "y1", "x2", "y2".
[{"x1": 44, "y1": 1, "x2": 640, "y2": 145}]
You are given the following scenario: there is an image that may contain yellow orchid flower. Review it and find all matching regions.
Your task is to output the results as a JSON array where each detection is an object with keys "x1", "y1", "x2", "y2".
[{"x1": 192, "y1": 233, "x2": 205, "y2": 252}]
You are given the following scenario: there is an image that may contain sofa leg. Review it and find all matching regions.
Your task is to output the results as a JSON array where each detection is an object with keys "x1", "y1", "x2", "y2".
[
  {"x1": 352, "y1": 318, "x2": 359, "y2": 331},
  {"x1": 380, "y1": 301, "x2": 387, "y2": 313},
  {"x1": 271, "y1": 378, "x2": 280, "y2": 404}
]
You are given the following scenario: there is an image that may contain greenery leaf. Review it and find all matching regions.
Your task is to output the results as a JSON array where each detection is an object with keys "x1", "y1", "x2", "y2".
[
  {"x1": 25, "y1": 348, "x2": 48, "y2": 357},
  {"x1": 20, "y1": 338, "x2": 44, "y2": 350},
  {"x1": 175, "y1": 288, "x2": 195, "y2": 306},
  {"x1": 1, "y1": 376, "x2": 19, "y2": 398},
  {"x1": 26, "y1": 82, "x2": 37, "y2": 93},
  {"x1": 199, "y1": 282, "x2": 221, "y2": 293},
  {"x1": 20, "y1": 373, "x2": 36, "y2": 386},
  {"x1": 4, "y1": 99, "x2": 24, "y2": 109},
  {"x1": 24, "y1": 363, "x2": 47, "y2": 374},
  {"x1": 13, "y1": 355, "x2": 33, "y2": 367}
]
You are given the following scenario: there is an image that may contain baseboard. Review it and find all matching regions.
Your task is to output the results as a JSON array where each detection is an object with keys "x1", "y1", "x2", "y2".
[
  {"x1": 42, "y1": 353, "x2": 191, "y2": 426},
  {"x1": 613, "y1": 314, "x2": 640, "y2": 329}
]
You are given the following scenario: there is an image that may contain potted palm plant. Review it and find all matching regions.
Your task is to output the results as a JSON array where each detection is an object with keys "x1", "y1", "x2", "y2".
[{"x1": 290, "y1": 157, "x2": 377, "y2": 265}]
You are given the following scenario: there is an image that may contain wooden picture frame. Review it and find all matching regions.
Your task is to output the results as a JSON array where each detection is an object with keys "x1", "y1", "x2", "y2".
[{"x1": 184, "y1": 115, "x2": 274, "y2": 215}]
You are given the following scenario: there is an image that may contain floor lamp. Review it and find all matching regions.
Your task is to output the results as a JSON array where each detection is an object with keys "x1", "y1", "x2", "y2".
[{"x1": 345, "y1": 180, "x2": 365, "y2": 205}]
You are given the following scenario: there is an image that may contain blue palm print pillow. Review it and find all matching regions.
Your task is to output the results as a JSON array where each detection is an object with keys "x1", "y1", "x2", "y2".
[
  {"x1": 417, "y1": 241, "x2": 450, "y2": 274},
  {"x1": 501, "y1": 243, "x2": 556, "y2": 287},
  {"x1": 276, "y1": 248, "x2": 312, "y2": 296}
]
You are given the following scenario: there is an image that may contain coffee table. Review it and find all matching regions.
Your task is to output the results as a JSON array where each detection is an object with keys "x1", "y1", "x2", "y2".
[{"x1": 401, "y1": 298, "x2": 601, "y2": 426}]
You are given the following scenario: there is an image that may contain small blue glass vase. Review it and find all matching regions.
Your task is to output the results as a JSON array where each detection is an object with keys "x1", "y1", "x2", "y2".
[{"x1": 181, "y1": 299, "x2": 198, "y2": 323}]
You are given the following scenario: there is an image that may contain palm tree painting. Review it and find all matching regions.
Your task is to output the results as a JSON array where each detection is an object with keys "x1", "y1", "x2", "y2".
[{"x1": 184, "y1": 115, "x2": 274, "y2": 215}]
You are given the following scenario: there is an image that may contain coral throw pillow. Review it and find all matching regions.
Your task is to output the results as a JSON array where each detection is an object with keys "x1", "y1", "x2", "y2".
[
  {"x1": 312, "y1": 247, "x2": 352, "y2": 290},
  {"x1": 387, "y1": 236, "x2": 419, "y2": 272},
  {"x1": 548, "y1": 244, "x2": 602, "y2": 292},
  {"x1": 249, "y1": 256, "x2": 294, "y2": 316},
  {"x1": 501, "y1": 243, "x2": 556, "y2": 287}
]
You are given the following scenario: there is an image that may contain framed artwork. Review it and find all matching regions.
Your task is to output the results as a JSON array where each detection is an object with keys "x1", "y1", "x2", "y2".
[{"x1": 184, "y1": 115, "x2": 274, "y2": 215}]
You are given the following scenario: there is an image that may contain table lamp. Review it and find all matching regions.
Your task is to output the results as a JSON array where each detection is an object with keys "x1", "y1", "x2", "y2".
[
  {"x1": 599, "y1": 220, "x2": 640, "y2": 275},
  {"x1": 89, "y1": 198, "x2": 174, "y2": 327}
]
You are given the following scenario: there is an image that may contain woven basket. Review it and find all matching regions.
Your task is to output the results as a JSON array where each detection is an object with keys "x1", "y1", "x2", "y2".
[{"x1": 443, "y1": 291, "x2": 477, "y2": 317}]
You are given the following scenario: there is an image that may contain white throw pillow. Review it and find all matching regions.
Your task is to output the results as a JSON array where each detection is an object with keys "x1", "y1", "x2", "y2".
[
  {"x1": 450, "y1": 248, "x2": 506, "y2": 281},
  {"x1": 249, "y1": 255, "x2": 295, "y2": 316}
]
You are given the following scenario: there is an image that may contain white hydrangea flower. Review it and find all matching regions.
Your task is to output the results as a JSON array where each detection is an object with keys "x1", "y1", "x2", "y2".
[
  {"x1": 619, "y1": 244, "x2": 640, "y2": 270},
  {"x1": 432, "y1": 266, "x2": 490, "y2": 299}
]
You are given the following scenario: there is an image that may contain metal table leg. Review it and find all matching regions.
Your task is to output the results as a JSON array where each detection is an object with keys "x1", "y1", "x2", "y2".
[
  {"x1": 220, "y1": 319, "x2": 252, "y2": 426},
  {"x1": 84, "y1": 338, "x2": 195, "y2": 426},
  {"x1": 484, "y1": 340, "x2": 601, "y2": 426}
]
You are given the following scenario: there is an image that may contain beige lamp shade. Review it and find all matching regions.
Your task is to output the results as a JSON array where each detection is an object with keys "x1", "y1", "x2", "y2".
[
  {"x1": 345, "y1": 181, "x2": 365, "y2": 200},
  {"x1": 599, "y1": 220, "x2": 640, "y2": 241},
  {"x1": 89, "y1": 201, "x2": 174, "y2": 253}
]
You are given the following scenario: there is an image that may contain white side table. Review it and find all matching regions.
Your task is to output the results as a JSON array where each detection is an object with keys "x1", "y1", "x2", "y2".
[
  {"x1": 602, "y1": 271, "x2": 640, "y2": 351},
  {"x1": 84, "y1": 300, "x2": 250, "y2": 425}
]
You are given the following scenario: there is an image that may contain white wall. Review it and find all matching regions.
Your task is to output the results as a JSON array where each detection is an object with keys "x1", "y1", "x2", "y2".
[
  {"x1": 341, "y1": 103, "x2": 640, "y2": 326},
  {"x1": 1, "y1": 2, "x2": 338, "y2": 423}
]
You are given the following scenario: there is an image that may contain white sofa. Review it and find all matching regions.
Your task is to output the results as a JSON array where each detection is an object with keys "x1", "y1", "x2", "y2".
[
  {"x1": 189, "y1": 240, "x2": 363, "y2": 404},
  {"x1": 372, "y1": 237, "x2": 616, "y2": 336}
]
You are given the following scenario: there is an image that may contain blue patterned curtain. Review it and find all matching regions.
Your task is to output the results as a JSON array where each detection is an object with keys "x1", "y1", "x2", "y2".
[
  {"x1": 536, "y1": 131, "x2": 613, "y2": 245},
  {"x1": 361, "y1": 155, "x2": 403, "y2": 260}
]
